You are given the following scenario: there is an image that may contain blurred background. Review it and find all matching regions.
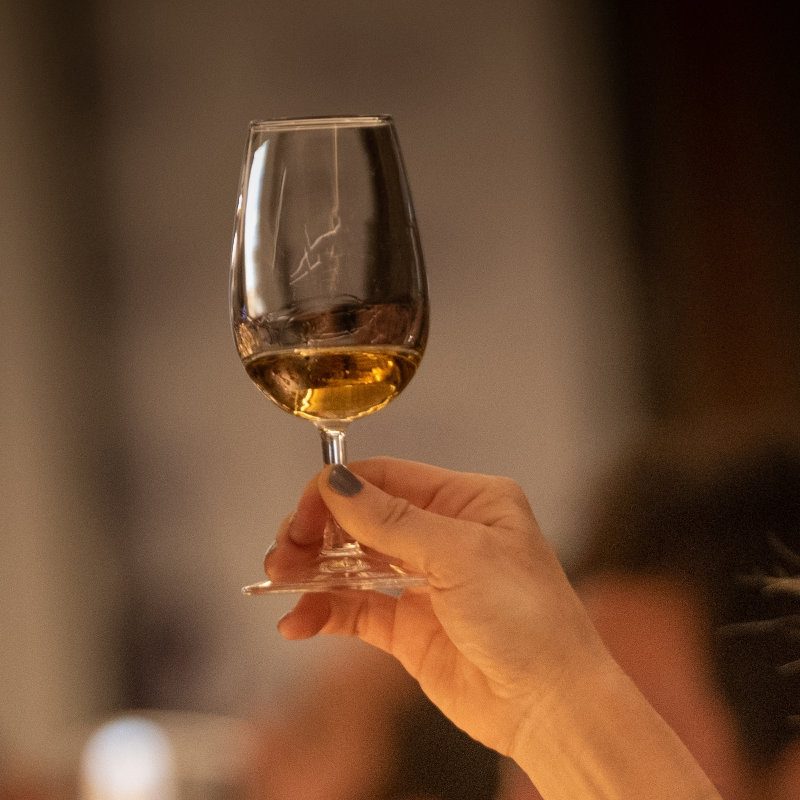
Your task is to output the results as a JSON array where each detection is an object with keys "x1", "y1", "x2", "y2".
[{"x1": 1, "y1": 1, "x2": 797, "y2": 796}]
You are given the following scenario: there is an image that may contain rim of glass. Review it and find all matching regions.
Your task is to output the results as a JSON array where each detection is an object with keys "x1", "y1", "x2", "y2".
[{"x1": 248, "y1": 115, "x2": 393, "y2": 131}]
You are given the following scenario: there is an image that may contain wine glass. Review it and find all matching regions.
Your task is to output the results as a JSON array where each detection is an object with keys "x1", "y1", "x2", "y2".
[{"x1": 230, "y1": 116, "x2": 429, "y2": 594}]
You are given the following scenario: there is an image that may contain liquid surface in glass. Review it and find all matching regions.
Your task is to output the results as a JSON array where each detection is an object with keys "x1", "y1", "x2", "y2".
[{"x1": 244, "y1": 345, "x2": 420, "y2": 422}]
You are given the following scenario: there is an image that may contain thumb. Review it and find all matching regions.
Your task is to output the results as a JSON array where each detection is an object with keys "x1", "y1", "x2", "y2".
[{"x1": 319, "y1": 464, "x2": 482, "y2": 585}]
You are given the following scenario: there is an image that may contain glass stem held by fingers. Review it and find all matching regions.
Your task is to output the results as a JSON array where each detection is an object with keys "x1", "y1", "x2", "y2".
[
  {"x1": 231, "y1": 115, "x2": 429, "y2": 594},
  {"x1": 317, "y1": 426, "x2": 362, "y2": 562},
  {"x1": 242, "y1": 423, "x2": 425, "y2": 594}
]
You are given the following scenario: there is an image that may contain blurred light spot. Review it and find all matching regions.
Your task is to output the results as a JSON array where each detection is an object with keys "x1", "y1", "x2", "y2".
[{"x1": 81, "y1": 716, "x2": 175, "y2": 800}]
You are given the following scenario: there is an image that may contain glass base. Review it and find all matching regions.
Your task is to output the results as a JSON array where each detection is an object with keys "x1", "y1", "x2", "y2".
[{"x1": 242, "y1": 547, "x2": 427, "y2": 595}]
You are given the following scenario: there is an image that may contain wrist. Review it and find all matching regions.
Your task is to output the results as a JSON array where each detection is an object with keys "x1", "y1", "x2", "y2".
[{"x1": 510, "y1": 649, "x2": 721, "y2": 800}]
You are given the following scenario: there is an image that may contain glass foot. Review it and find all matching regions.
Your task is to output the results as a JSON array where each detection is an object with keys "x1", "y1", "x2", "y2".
[{"x1": 242, "y1": 548, "x2": 427, "y2": 595}]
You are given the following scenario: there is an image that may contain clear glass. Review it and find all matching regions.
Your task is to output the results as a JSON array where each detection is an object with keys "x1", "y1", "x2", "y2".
[{"x1": 230, "y1": 116, "x2": 429, "y2": 593}]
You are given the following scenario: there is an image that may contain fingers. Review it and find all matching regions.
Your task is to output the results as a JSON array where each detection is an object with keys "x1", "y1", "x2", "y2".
[
  {"x1": 277, "y1": 590, "x2": 399, "y2": 653},
  {"x1": 276, "y1": 593, "x2": 336, "y2": 640},
  {"x1": 319, "y1": 465, "x2": 488, "y2": 586},
  {"x1": 262, "y1": 472, "x2": 331, "y2": 580},
  {"x1": 345, "y1": 457, "x2": 510, "y2": 520},
  {"x1": 265, "y1": 457, "x2": 535, "y2": 587},
  {"x1": 277, "y1": 588, "x2": 445, "y2": 682},
  {"x1": 284, "y1": 472, "x2": 330, "y2": 547},
  {"x1": 264, "y1": 510, "x2": 319, "y2": 581}
]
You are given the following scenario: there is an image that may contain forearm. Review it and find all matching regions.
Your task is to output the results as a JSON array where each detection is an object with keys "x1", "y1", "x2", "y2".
[{"x1": 512, "y1": 656, "x2": 722, "y2": 800}]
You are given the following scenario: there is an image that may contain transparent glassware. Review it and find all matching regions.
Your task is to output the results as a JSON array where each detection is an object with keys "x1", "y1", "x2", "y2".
[{"x1": 230, "y1": 116, "x2": 429, "y2": 594}]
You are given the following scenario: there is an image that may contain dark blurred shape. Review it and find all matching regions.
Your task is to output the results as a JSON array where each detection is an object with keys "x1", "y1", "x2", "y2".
[
  {"x1": 606, "y1": 4, "x2": 800, "y2": 419},
  {"x1": 247, "y1": 647, "x2": 500, "y2": 800},
  {"x1": 385, "y1": 690, "x2": 500, "y2": 800},
  {"x1": 575, "y1": 430, "x2": 800, "y2": 767}
]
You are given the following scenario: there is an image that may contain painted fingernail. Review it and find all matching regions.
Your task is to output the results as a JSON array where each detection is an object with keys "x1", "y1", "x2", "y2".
[{"x1": 328, "y1": 464, "x2": 363, "y2": 496}]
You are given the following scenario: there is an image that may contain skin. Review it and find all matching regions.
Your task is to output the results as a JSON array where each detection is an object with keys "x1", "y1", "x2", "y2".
[{"x1": 270, "y1": 458, "x2": 722, "y2": 800}]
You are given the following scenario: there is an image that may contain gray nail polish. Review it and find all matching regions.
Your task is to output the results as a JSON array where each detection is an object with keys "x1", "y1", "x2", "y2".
[{"x1": 328, "y1": 464, "x2": 363, "y2": 496}]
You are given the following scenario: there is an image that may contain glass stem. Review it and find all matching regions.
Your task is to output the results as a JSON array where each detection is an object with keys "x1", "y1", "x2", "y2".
[
  {"x1": 319, "y1": 425, "x2": 354, "y2": 553},
  {"x1": 320, "y1": 425, "x2": 347, "y2": 467}
]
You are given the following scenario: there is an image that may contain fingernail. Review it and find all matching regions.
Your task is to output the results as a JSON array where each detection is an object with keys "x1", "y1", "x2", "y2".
[{"x1": 328, "y1": 464, "x2": 363, "y2": 496}]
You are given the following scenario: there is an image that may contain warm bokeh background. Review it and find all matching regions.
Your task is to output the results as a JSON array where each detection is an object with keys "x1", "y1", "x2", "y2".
[{"x1": 2, "y1": 1, "x2": 797, "y2": 794}]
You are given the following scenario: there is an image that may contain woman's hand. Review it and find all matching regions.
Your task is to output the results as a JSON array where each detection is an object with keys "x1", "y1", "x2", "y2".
[
  {"x1": 268, "y1": 458, "x2": 723, "y2": 800},
  {"x1": 269, "y1": 457, "x2": 610, "y2": 757}
]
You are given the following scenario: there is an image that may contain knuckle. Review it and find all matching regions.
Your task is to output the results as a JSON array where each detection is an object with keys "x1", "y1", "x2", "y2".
[
  {"x1": 486, "y1": 476, "x2": 529, "y2": 512},
  {"x1": 493, "y1": 475, "x2": 525, "y2": 500},
  {"x1": 379, "y1": 495, "x2": 413, "y2": 529},
  {"x1": 461, "y1": 522, "x2": 497, "y2": 563}
]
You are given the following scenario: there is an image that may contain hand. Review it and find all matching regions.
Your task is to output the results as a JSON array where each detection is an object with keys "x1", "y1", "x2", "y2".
[{"x1": 269, "y1": 458, "x2": 610, "y2": 757}]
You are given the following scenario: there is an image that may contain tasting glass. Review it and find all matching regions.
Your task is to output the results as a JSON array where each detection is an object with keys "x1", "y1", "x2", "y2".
[{"x1": 230, "y1": 116, "x2": 429, "y2": 594}]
